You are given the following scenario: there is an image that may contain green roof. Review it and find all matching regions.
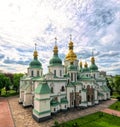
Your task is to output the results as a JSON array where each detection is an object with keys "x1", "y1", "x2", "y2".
[
  {"x1": 67, "y1": 64, "x2": 77, "y2": 71},
  {"x1": 60, "y1": 97, "x2": 68, "y2": 104},
  {"x1": 35, "y1": 82, "x2": 51, "y2": 94},
  {"x1": 67, "y1": 82, "x2": 76, "y2": 87},
  {"x1": 49, "y1": 54, "x2": 62, "y2": 65},
  {"x1": 89, "y1": 63, "x2": 98, "y2": 71},
  {"x1": 50, "y1": 99, "x2": 59, "y2": 106},
  {"x1": 64, "y1": 74, "x2": 70, "y2": 78},
  {"x1": 82, "y1": 67, "x2": 90, "y2": 72},
  {"x1": 29, "y1": 58, "x2": 42, "y2": 68},
  {"x1": 80, "y1": 75, "x2": 93, "y2": 81},
  {"x1": 98, "y1": 92, "x2": 104, "y2": 96},
  {"x1": 100, "y1": 85, "x2": 110, "y2": 92}
]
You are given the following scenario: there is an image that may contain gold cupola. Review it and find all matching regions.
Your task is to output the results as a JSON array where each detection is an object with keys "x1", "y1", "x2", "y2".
[
  {"x1": 33, "y1": 43, "x2": 38, "y2": 59},
  {"x1": 84, "y1": 61, "x2": 88, "y2": 68},
  {"x1": 80, "y1": 61, "x2": 82, "y2": 68},
  {"x1": 53, "y1": 37, "x2": 58, "y2": 55},
  {"x1": 91, "y1": 51, "x2": 95, "y2": 64},
  {"x1": 65, "y1": 35, "x2": 77, "y2": 62}
]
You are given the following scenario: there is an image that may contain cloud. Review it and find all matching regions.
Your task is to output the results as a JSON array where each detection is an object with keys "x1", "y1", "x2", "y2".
[
  {"x1": 0, "y1": 54, "x2": 5, "y2": 59},
  {"x1": 0, "y1": 0, "x2": 120, "y2": 75}
]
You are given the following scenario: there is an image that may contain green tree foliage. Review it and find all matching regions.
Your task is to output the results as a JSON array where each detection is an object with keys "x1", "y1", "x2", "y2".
[
  {"x1": 106, "y1": 78, "x2": 113, "y2": 95},
  {"x1": 0, "y1": 74, "x2": 6, "y2": 95},
  {"x1": 4, "y1": 77, "x2": 11, "y2": 95},
  {"x1": 113, "y1": 75, "x2": 120, "y2": 94},
  {"x1": 4, "y1": 73, "x2": 14, "y2": 85},
  {"x1": 13, "y1": 73, "x2": 24, "y2": 93}
]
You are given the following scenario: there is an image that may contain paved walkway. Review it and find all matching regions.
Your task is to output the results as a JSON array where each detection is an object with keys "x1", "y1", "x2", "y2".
[
  {"x1": 0, "y1": 98, "x2": 14, "y2": 127},
  {"x1": 101, "y1": 108, "x2": 120, "y2": 117},
  {"x1": 8, "y1": 97, "x2": 118, "y2": 127}
]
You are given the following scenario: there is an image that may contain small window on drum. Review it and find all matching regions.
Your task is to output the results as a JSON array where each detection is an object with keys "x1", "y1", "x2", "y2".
[{"x1": 61, "y1": 86, "x2": 65, "y2": 91}]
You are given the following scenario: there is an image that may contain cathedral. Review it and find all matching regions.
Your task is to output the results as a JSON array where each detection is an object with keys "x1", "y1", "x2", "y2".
[{"x1": 19, "y1": 37, "x2": 110, "y2": 122}]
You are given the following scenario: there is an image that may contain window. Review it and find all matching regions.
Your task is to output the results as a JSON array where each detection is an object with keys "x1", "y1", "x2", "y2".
[
  {"x1": 72, "y1": 102, "x2": 73, "y2": 105},
  {"x1": 71, "y1": 73, "x2": 73, "y2": 81},
  {"x1": 51, "y1": 87, "x2": 54, "y2": 93},
  {"x1": 31, "y1": 70, "x2": 34, "y2": 77},
  {"x1": 60, "y1": 70, "x2": 62, "y2": 76},
  {"x1": 37, "y1": 71, "x2": 39, "y2": 76},
  {"x1": 61, "y1": 86, "x2": 65, "y2": 92},
  {"x1": 87, "y1": 95, "x2": 90, "y2": 102},
  {"x1": 54, "y1": 70, "x2": 56, "y2": 77}
]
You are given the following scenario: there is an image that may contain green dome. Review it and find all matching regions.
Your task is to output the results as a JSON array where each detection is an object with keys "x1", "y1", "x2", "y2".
[
  {"x1": 49, "y1": 54, "x2": 62, "y2": 65},
  {"x1": 29, "y1": 58, "x2": 42, "y2": 68},
  {"x1": 89, "y1": 63, "x2": 98, "y2": 71},
  {"x1": 83, "y1": 67, "x2": 90, "y2": 72},
  {"x1": 67, "y1": 64, "x2": 77, "y2": 71}
]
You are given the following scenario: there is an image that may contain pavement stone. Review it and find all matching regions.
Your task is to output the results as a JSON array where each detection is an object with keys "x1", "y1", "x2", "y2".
[{"x1": 8, "y1": 96, "x2": 117, "y2": 127}]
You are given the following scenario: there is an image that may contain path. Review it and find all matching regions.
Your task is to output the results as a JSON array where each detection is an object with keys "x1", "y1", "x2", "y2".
[
  {"x1": 0, "y1": 98, "x2": 14, "y2": 127},
  {"x1": 101, "y1": 108, "x2": 120, "y2": 117}
]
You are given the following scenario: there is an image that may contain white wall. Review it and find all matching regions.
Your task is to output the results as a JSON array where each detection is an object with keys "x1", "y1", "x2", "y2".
[{"x1": 48, "y1": 66, "x2": 64, "y2": 78}]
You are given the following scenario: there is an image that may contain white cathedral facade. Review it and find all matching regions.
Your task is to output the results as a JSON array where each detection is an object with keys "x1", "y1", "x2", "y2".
[{"x1": 19, "y1": 38, "x2": 110, "y2": 122}]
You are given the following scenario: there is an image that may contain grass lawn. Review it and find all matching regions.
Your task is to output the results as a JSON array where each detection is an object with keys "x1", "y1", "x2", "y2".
[
  {"x1": 1, "y1": 88, "x2": 18, "y2": 97},
  {"x1": 57, "y1": 112, "x2": 120, "y2": 127},
  {"x1": 109, "y1": 101, "x2": 120, "y2": 111}
]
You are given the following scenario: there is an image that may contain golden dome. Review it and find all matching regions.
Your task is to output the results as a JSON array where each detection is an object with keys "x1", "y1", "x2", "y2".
[
  {"x1": 33, "y1": 50, "x2": 38, "y2": 58},
  {"x1": 84, "y1": 62, "x2": 88, "y2": 68},
  {"x1": 65, "y1": 37, "x2": 77, "y2": 62},
  {"x1": 91, "y1": 57, "x2": 95, "y2": 64},
  {"x1": 65, "y1": 50, "x2": 77, "y2": 61},
  {"x1": 80, "y1": 61, "x2": 82, "y2": 68},
  {"x1": 53, "y1": 45, "x2": 58, "y2": 55}
]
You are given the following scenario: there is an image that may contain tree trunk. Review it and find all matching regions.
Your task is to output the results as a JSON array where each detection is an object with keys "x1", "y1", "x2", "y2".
[{"x1": 0, "y1": 90, "x2": 1, "y2": 95}]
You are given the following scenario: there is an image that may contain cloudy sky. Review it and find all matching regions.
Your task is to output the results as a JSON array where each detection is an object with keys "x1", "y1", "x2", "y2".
[{"x1": 0, "y1": 0, "x2": 120, "y2": 75}]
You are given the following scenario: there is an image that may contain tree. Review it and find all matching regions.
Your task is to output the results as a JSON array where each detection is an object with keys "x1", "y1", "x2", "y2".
[
  {"x1": 113, "y1": 76, "x2": 120, "y2": 94},
  {"x1": 0, "y1": 74, "x2": 5, "y2": 95},
  {"x1": 4, "y1": 77, "x2": 11, "y2": 95},
  {"x1": 13, "y1": 73, "x2": 24, "y2": 93},
  {"x1": 4, "y1": 73, "x2": 14, "y2": 86},
  {"x1": 106, "y1": 78, "x2": 113, "y2": 95}
]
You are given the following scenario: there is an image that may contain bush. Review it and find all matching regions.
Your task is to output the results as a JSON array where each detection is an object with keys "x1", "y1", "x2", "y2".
[{"x1": 117, "y1": 96, "x2": 120, "y2": 101}]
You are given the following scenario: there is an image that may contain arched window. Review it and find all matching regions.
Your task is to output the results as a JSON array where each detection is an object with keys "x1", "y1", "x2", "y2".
[
  {"x1": 87, "y1": 95, "x2": 90, "y2": 102},
  {"x1": 71, "y1": 73, "x2": 73, "y2": 81},
  {"x1": 54, "y1": 70, "x2": 56, "y2": 77},
  {"x1": 60, "y1": 70, "x2": 62, "y2": 76},
  {"x1": 37, "y1": 71, "x2": 39, "y2": 76},
  {"x1": 61, "y1": 86, "x2": 65, "y2": 92},
  {"x1": 51, "y1": 87, "x2": 54, "y2": 93},
  {"x1": 31, "y1": 70, "x2": 34, "y2": 77}
]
